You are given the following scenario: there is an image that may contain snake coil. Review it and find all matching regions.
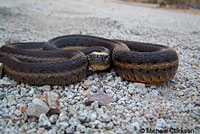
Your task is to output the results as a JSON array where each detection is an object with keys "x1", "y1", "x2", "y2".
[{"x1": 0, "y1": 35, "x2": 179, "y2": 85}]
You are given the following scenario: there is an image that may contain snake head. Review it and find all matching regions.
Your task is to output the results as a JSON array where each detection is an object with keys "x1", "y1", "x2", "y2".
[{"x1": 88, "y1": 51, "x2": 111, "y2": 71}]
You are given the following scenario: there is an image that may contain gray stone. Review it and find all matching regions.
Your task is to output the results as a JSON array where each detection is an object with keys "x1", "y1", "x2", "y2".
[
  {"x1": 45, "y1": 92, "x2": 60, "y2": 113},
  {"x1": 156, "y1": 118, "x2": 166, "y2": 129},
  {"x1": 29, "y1": 122, "x2": 37, "y2": 129},
  {"x1": 89, "y1": 85, "x2": 99, "y2": 92},
  {"x1": 126, "y1": 122, "x2": 140, "y2": 133},
  {"x1": 48, "y1": 128, "x2": 57, "y2": 134},
  {"x1": 92, "y1": 120, "x2": 105, "y2": 129},
  {"x1": 38, "y1": 85, "x2": 51, "y2": 91},
  {"x1": 27, "y1": 98, "x2": 49, "y2": 118},
  {"x1": 69, "y1": 117, "x2": 78, "y2": 127},
  {"x1": 90, "y1": 113, "x2": 97, "y2": 121},
  {"x1": 49, "y1": 114, "x2": 58, "y2": 124},
  {"x1": 135, "y1": 88, "x2": 147, "y2": 95},
  {"x1": 28, "y1": 88, "x2": 35, "y2": 97},
  {"x1": 84, "y1": 93, "x2": 114, "y2": 106},
  {"x1": 58, "y1": 111, "x2": 68, "y2": 122},
  {"x1": 99, "y1": 114, "x2": 111, "y2": 123},
  {"x1": 39, "y1": 114, "x2": 51, "y2": 128},
  {"x1": 127, "y1": 88, "x2": 134, "y2": 94},
  {"x1": 78, "y1": 111, "x2": 88, "y2": 122},
  {"x1": 26, "y1": 128, "x2": 37, "y2": 134},
  {"x1": 57, "y1": 121, "x2": 69, "y2": 128},
  {"x1": 14, "y1": 109, "x2": 22, "y2": 117},
  {"x1": 115, "y1": 128, "x2": 124, "y2": 134},
  {"x1": 91, "y1": 101, "x2": 99, "y2": 109},
  {"x1": 150, "y1": 85, "x2": 157, "y2": 89},
  {"x1": 134, "y1": 83, "x2": 145, "y2": 90},
  {"x1": 87, "y1": 129, "x2": 96, "y2": 134},
  {"x1": 0, "y1": 91, "x2": 5, "y2": 100},
  {"x1": 117, "y1": 97, "x2": 126, "y2": 105},
  {"x1": 81, "y1": 80, "x2": 96, "y2": 89},
  {"x1": 66, "y1": 91, "x2": 75, "y2": 99},
  {"x1": 66, "y1": 126, "x2": 75, "y2": 133},
  {"x1": 0, "y1": 79, "x2": 12, "y2": 87},
  {"x1": 178, "y1": 91, "x2": 184, "y2": 96},
  {"x1": 37, "y1": 128, "x2": 48, "y2": 134},
  {"x1": 105, "y1": 122, "x2": 114, "y2": 130},
  {"x1": 7, "y1": 98, "x2": 17, "y2": 106},
  {"x1": 76, "y1": 124, "x2": 87, "y2": 133}
]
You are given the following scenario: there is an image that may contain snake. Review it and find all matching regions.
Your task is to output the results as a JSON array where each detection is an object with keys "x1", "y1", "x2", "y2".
[{"x1": 0, "y1": 35, "x2": 179, "y2": 86}]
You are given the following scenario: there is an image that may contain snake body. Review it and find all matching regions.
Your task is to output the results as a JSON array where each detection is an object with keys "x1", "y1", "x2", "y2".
[{"x1": 0, "y1": 35, "x2": 179, "y2": 85}]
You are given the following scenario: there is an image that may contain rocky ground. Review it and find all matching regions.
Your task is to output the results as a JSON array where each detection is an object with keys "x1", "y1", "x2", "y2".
[{"x1": 0, "y1": 0, "x2": 200, "y2": 133}]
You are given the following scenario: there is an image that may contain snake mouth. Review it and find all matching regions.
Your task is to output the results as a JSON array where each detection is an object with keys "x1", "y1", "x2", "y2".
[{"x1": 90, "y1": 63, "x2": 111, "y2": 71}]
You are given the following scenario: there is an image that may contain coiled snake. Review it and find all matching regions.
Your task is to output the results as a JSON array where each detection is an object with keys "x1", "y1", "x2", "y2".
[{"x1": 0, "y1": 35, "x2": 179, "y2": 86}]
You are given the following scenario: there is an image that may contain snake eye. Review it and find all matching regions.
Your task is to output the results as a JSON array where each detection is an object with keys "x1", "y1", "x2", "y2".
[
  {"x1": 104, "y1": 56, "x2": 108, "y2": 60},
  {"x1": 106, "y1": 56, "x2": 110, "y2": 60}
]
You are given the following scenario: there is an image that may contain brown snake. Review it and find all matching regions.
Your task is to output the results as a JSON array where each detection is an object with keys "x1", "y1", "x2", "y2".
[{"x1": 0, "y1": 35, "x2": 179, "y2": 86}]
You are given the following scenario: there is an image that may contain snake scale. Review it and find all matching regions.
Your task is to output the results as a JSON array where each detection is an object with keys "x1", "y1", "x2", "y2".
[{"x1": 0, "y1": 35, "x2": 179, "y2": 86}]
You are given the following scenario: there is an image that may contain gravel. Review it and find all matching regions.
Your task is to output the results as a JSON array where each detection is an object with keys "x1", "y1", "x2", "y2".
[{"x1": 0, "y1": 0, "x2": 200, "y2": 133}]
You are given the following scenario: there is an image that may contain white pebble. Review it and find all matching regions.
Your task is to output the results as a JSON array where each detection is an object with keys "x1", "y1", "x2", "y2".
[
  {"x1": 126, "y1": 122, "x2": 140, "y2": 133},
  {"x1": 39, "y1": 114, "x2": 51, "y2": 128}
]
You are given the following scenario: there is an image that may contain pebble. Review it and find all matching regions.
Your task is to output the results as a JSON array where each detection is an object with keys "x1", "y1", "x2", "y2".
[
  {"x1": 89, "y1": 85, "x2": 99, "y2": 92},
  {"x1": 39, "y1": 114, "x2": 51, "y2": 128},
  {"x1": 69, "y1": 117, "x2": 78, "y2": 127},
  {"x1": 45, "y1": 92, "x2": 60, "y2": 113},
  {"x1": 14, "y1": 109, "x2": 22, "y2": 117},
  {"x1": 66, "y1": 126, "x2": 75, "y2": 133},
  {"x1": 27, "y1": 98, "x2": 50, "y2": 118},
  {"x1": 58, "y1": 111, "x2": 68, "y2": 122},
  {"x1": 38, "y1": 85, "x2": 51, "y2": 91},
  {"x1": 126, "y1": 122, "x2": 140, "y2": 133},
  {"x1": 135, "y1": 88, "x2": 147, "y2": 95},
  {"x1": 57, "y1": 121, "x2": 69, "y2": 128},
  {"x1": 115, "y1": 128, "x2": 124, "y2": 134},
  {"x1": 0, "y1": 91, "x2": 5, "y2": 100},
  {"x1": 156, "y1": 118, "x2": 166, "y2": 129},
  {"x1": 66, "y1": 91, "x2": 75, "y2": 99},
  {"x1": 81, "y1": 80, "x2": 97, "y2": 89},
  {"x1": 29, "y1": 122, "x2": 37, "y2": 129},
  {"x1": 98, "y1": 113, "x2": 111, "y2": 123},
  {"x1": 28, "y1": 88, "x2": 35, "y2": 97},
  {"x1": 178, "y1": 91, "x2": 184, "y2": 96},
  {"x1": 150, "y1": 85, "x2": 157, "y2": 89},
  {"x1": 26, "y1": 128, "x2": 37, "y2": 134},
  {"x1": 127, "y1": 88, "x2": 134, "y2": 94},
  {"x1": 76, "y1": 124, "x2": 87, "y2": 133},
  {"x1": 49, "y1": 114, "x2": 58, "y2": 124},
  {"x1": 106, "y1": 122, "x2": 114, "y2": 130},
  {"x1": 133, "y1": 83, "x2": 145, "y2": 90},
  {"x1": 78, "y1": 111, "x2": 88, "y2": 123},
  {"x1": 90, "y1": 113, "x2": 97, "y2": 121},
  {"x1": 37, "y1": 128, "x2": 48, "y2": 134},
  {"x1": 7, "y1": 98, "x2": 17, "y2": 106},
  {"x1": 84, "y1": 93, "x2": 114, "y2": 106},
  {"x1": 0, "y1": 79, "x2": 12, "y2": 87}
]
